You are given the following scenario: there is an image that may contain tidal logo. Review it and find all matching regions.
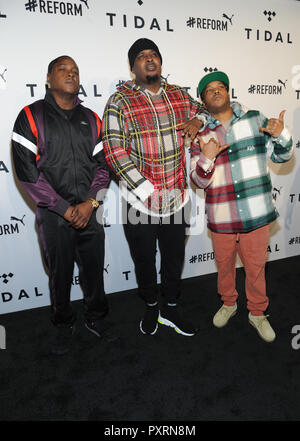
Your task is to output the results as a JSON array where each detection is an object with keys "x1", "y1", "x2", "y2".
[
  {"x1": 203, "y1": 67, "x2": 218, "y2": 73},
  {"x1": 0, "y1": 273, "x2": 14, "y2": 284},
  {"x1": 245, "y1": 11, "x2": 292, "y2": 44},
  {"x1": 245, "y1": 11, "x2": 293, "y2": 44},
  {"x1": 289, "y1": 194, "x2": 300, "y2": 203},
  {"x1": 267, "y1": 244, "x2": 280, "y2": 253},
  {"x1": 26, "y1": 83, "x2": 102, "y2": 98},
  {"x1": 245, "y1": 28, "x2": 292, "y2": 44},
  {"x1": 122, "y1": 270, "x2": 132, "y2": 281},
  {"x1": 263, "y1": 10, "x2": 276, "y2": 22},
  {"x1": 0, "y1": 274, "x2": 44, "y2": 304},
  {"x1": 1, "y1": 286, "x2": 44, "y2": 303},
  {"x1": 0, "y1": 161, "x2": 9, "y2": 173},
  {"x1": 106, "y1": 12, "x2": 174, "y2": 32}
]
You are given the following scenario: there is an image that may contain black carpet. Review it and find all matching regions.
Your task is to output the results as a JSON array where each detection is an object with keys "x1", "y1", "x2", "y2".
[{"x1": 1, "y1": 255, "x2": 300, "y2": 423}]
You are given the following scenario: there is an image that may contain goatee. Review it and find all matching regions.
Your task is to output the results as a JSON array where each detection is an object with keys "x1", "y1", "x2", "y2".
[{"x1": 146, "y1": 74, "x2": 160, "y2": 85}]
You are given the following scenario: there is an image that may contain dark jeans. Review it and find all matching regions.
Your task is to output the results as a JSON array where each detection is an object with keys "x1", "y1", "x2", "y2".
[
  {"x1": 123, "y1": 203, "x2": 190, "y2": 305},
  {"x1": 36, "y1": 207, "x2": 108, "y2": 325}
]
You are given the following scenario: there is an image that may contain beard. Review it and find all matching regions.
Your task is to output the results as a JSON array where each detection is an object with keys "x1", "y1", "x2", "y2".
[{"x1": 146, "y1": 74, "x2": 160, "y2": 84}]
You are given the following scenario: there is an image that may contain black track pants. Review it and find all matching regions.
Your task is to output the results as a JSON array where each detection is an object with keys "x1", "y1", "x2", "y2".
[{"x1": 36, "y1": 207, "x2": 108, "y2": 325}]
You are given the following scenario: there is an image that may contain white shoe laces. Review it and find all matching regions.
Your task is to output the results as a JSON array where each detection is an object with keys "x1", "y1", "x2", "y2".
[{"x1": 251, "y1": 314, "x2": 272, "y2": 331}]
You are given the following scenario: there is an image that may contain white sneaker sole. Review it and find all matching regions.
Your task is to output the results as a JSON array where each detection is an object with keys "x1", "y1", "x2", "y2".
[
  {"x1": 139, "y1": 320, "x2": 158, "y2": 335},
  {"x1": 158, "y1": 315, "x2": 195, "y2": 336},
  {"x1": 85, "y1": 323, "x2": 102, "y2": 338}
]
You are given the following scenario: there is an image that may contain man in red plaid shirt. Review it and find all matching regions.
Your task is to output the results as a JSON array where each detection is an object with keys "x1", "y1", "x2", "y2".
[{"x1": 102, "y1": 38, "x2": 207, "y2": 336}]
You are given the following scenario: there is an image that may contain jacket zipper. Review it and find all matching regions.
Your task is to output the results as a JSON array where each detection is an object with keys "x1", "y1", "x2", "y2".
[{"x1": 67, "y1": 118, "x2": 80, "y2": 204}]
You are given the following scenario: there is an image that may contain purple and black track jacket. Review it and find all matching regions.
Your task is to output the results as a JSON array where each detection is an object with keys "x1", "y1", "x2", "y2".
[{"x1": 12, "y1": 90, "x2": 109, "y2": 217}]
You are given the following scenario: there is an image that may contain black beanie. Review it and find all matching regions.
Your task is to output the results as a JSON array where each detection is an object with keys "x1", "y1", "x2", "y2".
[{"x1": 128, "y1": 38, "x2": 162, "y2": 70}]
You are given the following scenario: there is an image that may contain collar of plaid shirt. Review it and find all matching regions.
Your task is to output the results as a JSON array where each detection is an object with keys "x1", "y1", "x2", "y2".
[{"x1": 206, "y1": 101, "x2": 248, "y2": 130}]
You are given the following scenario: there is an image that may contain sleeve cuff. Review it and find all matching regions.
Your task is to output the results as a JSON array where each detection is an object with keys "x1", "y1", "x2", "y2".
[
  {"x1": 272, "y1": 127, "x2": 291, "y2": 144},
  {"x1": 198, "y1": 153, "x2": 215, "y2": 172},
  {"x1": 86, "y1": 188, "x2": 98, "y2": 199},
  {"x1": 49, "y1": 198, "x2": 70, "y2": 217},
  {"x1": 134, "y1": 180, "x2": 155, "y2": 202}
]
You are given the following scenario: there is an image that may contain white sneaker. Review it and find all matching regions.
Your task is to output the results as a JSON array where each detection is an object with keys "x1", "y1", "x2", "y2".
[
  {"x1": 213, "y1": 303, "x2": 237, "y2": 328},
  {"x1": 248, "y1": 313, "x2": 276, "y2": 343}
]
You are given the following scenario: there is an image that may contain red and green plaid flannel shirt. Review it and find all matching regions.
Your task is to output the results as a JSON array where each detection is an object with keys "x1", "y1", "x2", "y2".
[
  {"x1": 102, "y1": 80, "x2": 204, "y2": 216},
  {"x1": 190, "y1": 102, "x2": 293, "y2": 233}
]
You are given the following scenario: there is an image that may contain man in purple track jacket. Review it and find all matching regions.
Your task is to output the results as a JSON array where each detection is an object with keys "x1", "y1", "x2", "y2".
[{"x1": 12, "y1": 56, "x2": 116, "y2": 355}]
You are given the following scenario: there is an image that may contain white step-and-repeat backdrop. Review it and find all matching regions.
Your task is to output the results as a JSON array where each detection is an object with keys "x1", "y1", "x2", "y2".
[{"x1": 0, "y1": 0, "x2": 299, "y2": 314}]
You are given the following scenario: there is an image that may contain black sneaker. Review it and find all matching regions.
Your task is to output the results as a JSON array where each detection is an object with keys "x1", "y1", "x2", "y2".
[
  {"x1": 85, "y1": 320, "x2": 118, "y2": 343},
  {"x1": 51, "y1": 323, "x2": 75, "y2": 355},
  {"x1": 158, "y1": 305, "x2": 197, "y2": 336},
  {"x1": 140, "y1": 303, "x2": 159, "y2": 335}
]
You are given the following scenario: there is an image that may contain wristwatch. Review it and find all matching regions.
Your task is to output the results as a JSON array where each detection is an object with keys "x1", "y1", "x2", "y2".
[{"x1": 87, "y1": 198, "x2": 100, "y2": 209}]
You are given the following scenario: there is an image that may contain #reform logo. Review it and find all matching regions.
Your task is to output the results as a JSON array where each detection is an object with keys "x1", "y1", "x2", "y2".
[
  {"x1": 24, "y1": 0, "x2": 89, "y2": 16},
  {"x1": 186, "y1": 12, "x2": 234, "y2": 31},
  {"x1": 247, "y1": 78, "x2": 287, "y2": 95}
]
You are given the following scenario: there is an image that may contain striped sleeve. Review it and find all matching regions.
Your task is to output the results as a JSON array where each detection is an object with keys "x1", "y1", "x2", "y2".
[
  {"x1": 259, "y1": 112, "x2": 293, "y2": 163},
  {"x1": 270, "y1": 127, "x2": 293, "y2": 163},
  {"x1": 12, "y1": 107, "x2": 70, "y2": 216},
  {"x1": 83, "y1": 109, "x2": 110, "y2": 200}
]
